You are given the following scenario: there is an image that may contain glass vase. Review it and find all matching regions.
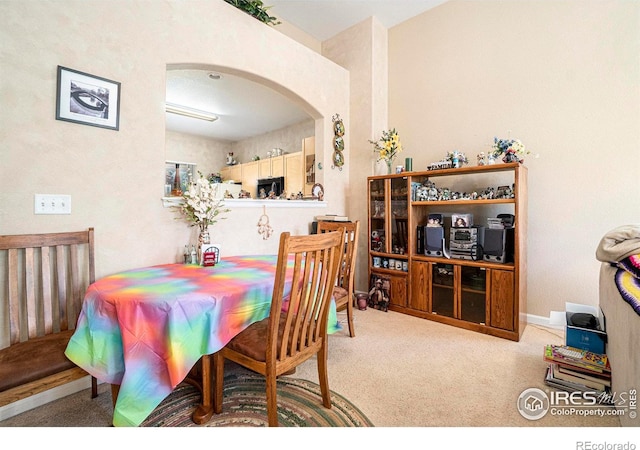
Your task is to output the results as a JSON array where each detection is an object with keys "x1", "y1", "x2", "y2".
[
  {"x1": 386, "y1": 159, "x2": 393, "y2": 174},
  {"x1": 197, "y1": 224, "x2": 210, "y2": 265}
]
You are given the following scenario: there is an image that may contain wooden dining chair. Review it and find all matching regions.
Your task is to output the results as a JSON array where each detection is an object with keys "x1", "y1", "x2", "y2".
[
  {"x1": 209, "y1": 230, "x2": 344, "y2": 427},
  {"x1": 316, "y1": 220, "x2": 360, "y2": 337},
  {"x1": 0, "y1": 229, "x2": 98, "y2": 408}
]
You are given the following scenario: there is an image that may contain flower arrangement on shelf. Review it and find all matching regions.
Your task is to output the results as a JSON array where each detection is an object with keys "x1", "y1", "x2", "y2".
[
  {"x1": 446, "y1": 150, "x2": 469, "y2": 168},
  {"x1": 370, "y1": 128, "x2": 403, "y2": 174},
  {"x1": 174, "y1": 172, "x2": 230, "y2": 235},
  {"x1": 491, "y1": 137, "x2": 530, "y2": 163}
]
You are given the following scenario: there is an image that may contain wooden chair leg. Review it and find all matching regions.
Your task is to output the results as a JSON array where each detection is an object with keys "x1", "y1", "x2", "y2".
[
  {"x1": 346, "y1": 300, "x2": 356, "y2": 338},
  {"x1": 91, "y1": 376, "x2": 98, "y2": 398},
  {"x1": 213, "y1": 352, "x2": 224, "y2": 414},
  {"x1": 317, "y1": 341, "x2": 332, "y2": 409},
  {"x1": 265, "y1": 367, "x2": 279, "y2": 427}
]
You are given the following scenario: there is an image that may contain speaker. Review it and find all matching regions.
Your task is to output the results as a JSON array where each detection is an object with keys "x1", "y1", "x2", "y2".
[
  {"x1": 424, "y1": 227, "x2": 444, "y2": 256},
  {"x1": 483, "y1": 228, "x2": 514, "y2": 263}
]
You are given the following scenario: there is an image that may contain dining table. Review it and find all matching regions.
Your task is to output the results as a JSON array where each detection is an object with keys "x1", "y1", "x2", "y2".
[{"x1": 64, "y1": 254, "x2": 341, "y2": 427}]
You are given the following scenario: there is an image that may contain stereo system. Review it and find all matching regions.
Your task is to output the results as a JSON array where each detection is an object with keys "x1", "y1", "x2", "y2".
[
  {"x1": 416, "y1": 214, "x2": 515, "y2": 263},
  {"x1": 449, "y1": 226, "x2": 484, "y2": 261}
]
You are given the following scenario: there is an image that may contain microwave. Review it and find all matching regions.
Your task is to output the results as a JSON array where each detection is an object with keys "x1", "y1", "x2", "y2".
[{"x1": 257, "y1": 176, "x2": 285, "y2": 198}]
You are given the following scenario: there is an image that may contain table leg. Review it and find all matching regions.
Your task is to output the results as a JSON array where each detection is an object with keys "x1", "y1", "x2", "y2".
[
  {"x1": 110, "y1": 384, "x2": 120, "y2": 408},
  {"x1": 192, "y1": 354, "x2": 213, "y2": 424}
]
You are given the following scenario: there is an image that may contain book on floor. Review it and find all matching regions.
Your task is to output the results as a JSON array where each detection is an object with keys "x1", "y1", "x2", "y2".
[
  {"x1": 543, "y1": 344, "x2": 611, "y2": 376},
  {"x1": 550, "y1": 363, "x2": 610, "y2": 391}
]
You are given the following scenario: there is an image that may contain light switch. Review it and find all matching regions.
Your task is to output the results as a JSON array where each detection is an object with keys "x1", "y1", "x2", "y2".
[{"x1": 34, "y1": 194, "x2": 71, "y2": 215}]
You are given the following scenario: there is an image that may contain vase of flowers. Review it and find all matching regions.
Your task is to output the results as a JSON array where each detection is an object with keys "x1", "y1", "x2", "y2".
[
  {"x1": 370, "y1": 128, "x2": 403, "y2": 174},
  {"x1": 174, "y1": 172, "x2": 230, "y2": 259},
  {"x1": 491, "y1": 137, "x2": 530, "y2": 164}
]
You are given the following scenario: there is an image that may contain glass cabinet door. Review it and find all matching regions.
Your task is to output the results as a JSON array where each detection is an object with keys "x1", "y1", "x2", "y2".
[
  {"x1": 460, "y1": 266, "x2": 487, "y2": 324},
  {"x1": 431, "y1": 263, "x2": 454, "y2": 318},
  {"x1": 390, "y1": 177, "x2": 408, "y2": 256},
  {"x1": 369, "y1": 179, "x2": 386, "y2": 253}
]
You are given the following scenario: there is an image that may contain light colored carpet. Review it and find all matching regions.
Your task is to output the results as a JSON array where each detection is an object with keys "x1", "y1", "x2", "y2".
[
  {"x1": 293, "y1": 307, "x2": 621, "y2": 428},
  {"x1": 0, "y1": 307, "x2": 622, "y2": 431}
]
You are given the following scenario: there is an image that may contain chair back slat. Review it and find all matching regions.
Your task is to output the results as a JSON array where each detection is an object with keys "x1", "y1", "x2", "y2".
[
  {"x1": 41, "y1": 246, "x2": 53, "y2": 334},
  {"x1": 316, "y1": 220, "x2": 360, "y2": 296},
  {"x1": 0, "y1": 229, "x2": 94, "y2": 349},
  {"x1": 7, "y1": 249, "x2": 20, "y2": 345},
  {"x1": 270, "y1": 231, "x2": 343, "y2": 363},
  {"x1": 25, "y1": 247, "x2": 37, "y2": 339}
]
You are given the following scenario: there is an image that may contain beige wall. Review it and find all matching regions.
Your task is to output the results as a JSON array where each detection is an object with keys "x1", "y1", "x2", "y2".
[
  {"x1": 322, "y1": 17, "x2": 389, "y2": 293},
  {"x1": 230, "y1": 119, "x2": 314, "y2": 164},
  {"x1": 0, "y1": 0, "x2": 349, "y2": 278},
  {"x1": 388, "y1": 0, "x2": 640, "y2": 317},
  {"x1": 2, "y1": 0, "x2": 637, "y2": 323},
  {"x1": 165, "y1": 130, "x2": 231, "y2": 178}
]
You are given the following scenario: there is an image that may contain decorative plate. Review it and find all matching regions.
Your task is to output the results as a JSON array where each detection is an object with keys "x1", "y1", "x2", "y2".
[
  {"x1": 312, "y1": 183, "x2": 324, "y2": 199},
  {"x1": 333, "y1": 117, "x2": 345, "y2": 137},
  {"x1": 332, "y1": 151, "x2": 344, "y2": 167},
  {"x1": 333, "y1": 136, "x2": 344, "y2": 152}
]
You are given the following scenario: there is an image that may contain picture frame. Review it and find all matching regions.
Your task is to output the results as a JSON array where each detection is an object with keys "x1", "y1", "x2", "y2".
[
  {"x1": 56, "y1": 65, "x2": 121, "y2": 130},
  {"x1": 201, "y1": 243, "x2": 221, "y2": 267},
  {"x1": 368, "y1": 274, "x2": 391, "y2": 312}
]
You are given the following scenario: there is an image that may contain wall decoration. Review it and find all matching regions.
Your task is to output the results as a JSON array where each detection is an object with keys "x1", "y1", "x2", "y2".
[
  {"x1": 56, "y1": 66, "x2": 121, "y2": 130},
  {"x1": 331, "y1": 113, "x2": 345, "y2": 170},
  {"x1": 257, "y1": 205, "x2": 273, "y2": 240},
  {"x1": 311, "y1": 183, "x2": 324, "y2": 201}
]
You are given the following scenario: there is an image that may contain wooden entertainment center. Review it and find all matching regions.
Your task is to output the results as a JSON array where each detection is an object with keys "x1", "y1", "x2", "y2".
[{"x1": 367, "y1": 163, "x2": 527, "y2": 341}]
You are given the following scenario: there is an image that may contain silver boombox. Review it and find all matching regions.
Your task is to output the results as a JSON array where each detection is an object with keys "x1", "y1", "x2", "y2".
[{"x1": 449, "y1": 227, "x2": 484, "y2": 260}]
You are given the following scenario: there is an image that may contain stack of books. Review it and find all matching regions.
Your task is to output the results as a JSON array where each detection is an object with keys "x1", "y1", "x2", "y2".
[{"x1": 543, "y1": 344, "x2": 611, "y2": 394}]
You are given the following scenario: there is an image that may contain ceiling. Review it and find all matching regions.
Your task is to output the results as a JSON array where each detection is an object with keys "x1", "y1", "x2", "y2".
[
  {"x1": 267, "y1": 0, "x2": 449, "y2": 42},
  {"x1": 165, "y1": 0, "x2": 448, "y2": 141}
]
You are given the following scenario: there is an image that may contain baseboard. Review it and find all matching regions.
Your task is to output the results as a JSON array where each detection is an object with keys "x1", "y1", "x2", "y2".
[
  {"x1": 0, "y1": 375, "x2": 98, "y2": 422},
  {"x1": 526, "y1": 313, "x2": 565, "y2": 331}
]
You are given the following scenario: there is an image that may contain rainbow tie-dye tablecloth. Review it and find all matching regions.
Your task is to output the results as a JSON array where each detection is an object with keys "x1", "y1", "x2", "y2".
[{"x1": 65, "y1": 255, "x2": 341, "y2": 427}]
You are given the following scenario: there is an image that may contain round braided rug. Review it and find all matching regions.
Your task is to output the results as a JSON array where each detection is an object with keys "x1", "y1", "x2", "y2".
[{"x1": 140, "y1": 367, "x2": 374, "y2": 427}]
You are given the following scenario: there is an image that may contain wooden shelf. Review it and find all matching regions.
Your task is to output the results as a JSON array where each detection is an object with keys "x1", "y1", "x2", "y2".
[{"x1": 367, "y1": 163, "x2": 527, "y2": 342}]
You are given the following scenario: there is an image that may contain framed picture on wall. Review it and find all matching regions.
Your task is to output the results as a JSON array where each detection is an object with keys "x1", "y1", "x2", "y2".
[{"x1": 55, "y1": 66, "x2": 121, "y2": 130}]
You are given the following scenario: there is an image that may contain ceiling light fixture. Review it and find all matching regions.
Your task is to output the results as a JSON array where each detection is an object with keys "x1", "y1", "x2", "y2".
[{"x1": 165, "y1": 102, "x2": 218, "y2": 122}]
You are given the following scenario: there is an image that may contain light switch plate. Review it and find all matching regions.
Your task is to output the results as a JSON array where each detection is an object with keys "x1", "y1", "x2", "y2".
[{"x1": 34, "y1": 194, "x2": 71, "y2": 214}]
